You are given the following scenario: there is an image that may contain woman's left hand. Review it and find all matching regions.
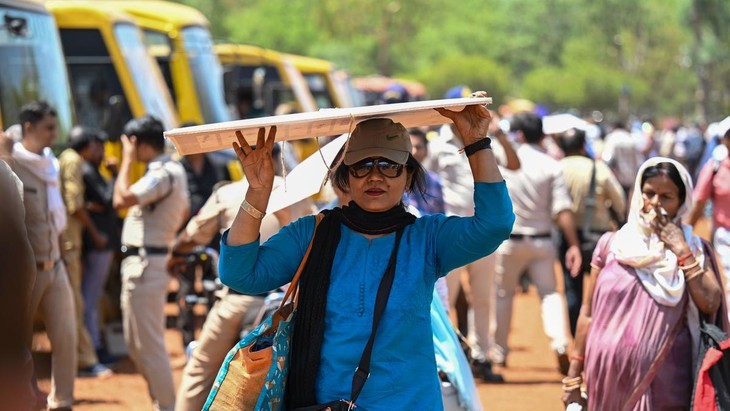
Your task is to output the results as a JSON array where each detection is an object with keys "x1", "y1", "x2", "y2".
[
  {"x1": 435, "y1": 91, "x2": 492, "y2": 145},
  {"x1": 651, "y1": 206, "x2": 689, "y2": 255}
]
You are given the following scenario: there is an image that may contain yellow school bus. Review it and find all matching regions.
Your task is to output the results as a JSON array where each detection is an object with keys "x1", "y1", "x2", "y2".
[
  {"x1": 105, "y1": 0, "x2": 231, "y2": 125},
  {"x1": 215, "y1": 43, "x2": 317, "y2": 118},
  {"x1": 0, "y1": 0, "x2": 74, "y2": 142},
  {"x1": 47, "y1": 0, "x2": 179, "y2": 183},
  {"x1": 286, "y1": 53, "x2": 353, "y2": 109}
]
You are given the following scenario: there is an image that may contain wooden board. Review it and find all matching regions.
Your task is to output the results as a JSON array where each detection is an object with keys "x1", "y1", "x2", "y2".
[{"x1": 164, "y1": 97, "x2": 491, "y2": 155}]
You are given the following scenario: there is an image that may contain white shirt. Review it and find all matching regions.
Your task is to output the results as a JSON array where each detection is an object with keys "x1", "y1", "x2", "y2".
[
  {"x1": 426, "y1": 124, "x2": 507, "y2": 217},
  {"x1": 501, "y1": 143, "x2": 573, "y2": 234},
  {"x1": 601, "y1": 128, "x2": 644, "y2": 187}
]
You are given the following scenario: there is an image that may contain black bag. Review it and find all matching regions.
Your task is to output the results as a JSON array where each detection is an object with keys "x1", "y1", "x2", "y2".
[
  {"x1": 691, "y1": 316, "x2": 730, "y2": 410},
  {"x1": 690, "y1": 240, "x2": 730, "y2": 411},
  {"x1": 578, "y1": 160, "x2": 602, "y2": 272}
]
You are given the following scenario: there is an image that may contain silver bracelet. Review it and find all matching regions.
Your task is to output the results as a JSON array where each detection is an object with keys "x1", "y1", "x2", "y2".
[{"x1": 240, "y1": 199, "x2": 265, "y2": 220}]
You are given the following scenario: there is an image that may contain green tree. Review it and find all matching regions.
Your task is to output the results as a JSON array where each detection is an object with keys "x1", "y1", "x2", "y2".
[
  {"x1": 169, "y1": 0, "x2": 730, "y2": 120},
  {"x1": 415, "y1": 55, "x2": 511, "y2": 103}
]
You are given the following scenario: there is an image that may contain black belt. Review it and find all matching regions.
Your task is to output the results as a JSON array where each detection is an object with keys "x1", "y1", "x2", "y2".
[
  {"x1": 509, "y1": 233, "x2": 551, "y2": 240},
  {"x1": 121, "y1": 245, "x2": 169, "y2": 258},
  {"x1": 228, "y1": 288, "x2": 269, "y2": 298}
]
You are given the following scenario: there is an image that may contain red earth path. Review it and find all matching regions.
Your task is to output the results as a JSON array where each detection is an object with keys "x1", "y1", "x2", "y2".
[{"x1": 35, "y1": 287, "x2": 565, "y2": 411}]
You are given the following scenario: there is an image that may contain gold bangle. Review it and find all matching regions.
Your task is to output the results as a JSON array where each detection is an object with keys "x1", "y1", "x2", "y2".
[
  {"x1": 562, "y1": 375, "x2": 583, "y2": 392},
  {"x1": 685, "y1": 268, "x2": 705, "y2": 282},
  {"x1": 562, "y1": 376, "x2": 583, "y2": 385},
  {"x1": 240, "y1": 199, "x2": 265, "y2": 220},
  {"x1": 679, "y1": 260, "x2": 700, "y2": 272}
]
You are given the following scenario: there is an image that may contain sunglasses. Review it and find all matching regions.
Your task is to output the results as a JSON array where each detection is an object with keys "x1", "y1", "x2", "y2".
[{"x1": 349, "y1": 158, "x2": 405, "y2": 178}]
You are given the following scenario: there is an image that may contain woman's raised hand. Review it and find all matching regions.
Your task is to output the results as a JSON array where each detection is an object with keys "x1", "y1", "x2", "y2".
[
  {"x1": 233, "y1": 126, "x2": 277, "y2": 191},
  {"x1": 651, "y1": 205, "x2": 689, "y2": 256},
  {"x1": 435, "y1": 91, "x2": 492, "y2": 145}
]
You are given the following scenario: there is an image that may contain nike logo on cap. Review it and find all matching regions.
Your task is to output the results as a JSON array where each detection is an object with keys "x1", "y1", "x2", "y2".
[{"x1": 386, "y1": 134, "x2": 399, "y2": 140}]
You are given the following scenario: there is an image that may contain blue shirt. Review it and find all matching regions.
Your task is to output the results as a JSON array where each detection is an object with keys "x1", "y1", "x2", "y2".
[{"x1": 220, "y1": 182, "x2": 514, "y2": 410}]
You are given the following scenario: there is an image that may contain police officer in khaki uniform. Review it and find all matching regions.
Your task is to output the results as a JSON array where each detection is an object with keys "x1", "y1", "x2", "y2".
[
  {"x1": 113, "y1": 115, "x2": 189, "y2": 411},
  {"x1": 11, "y1": 101, "x2": 77, "y2": 411}
]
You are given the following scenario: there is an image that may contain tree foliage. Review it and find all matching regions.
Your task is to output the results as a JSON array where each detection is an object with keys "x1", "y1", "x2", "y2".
[{"x1": 173, "y1": 0, "x2": 730, "y2": 121}]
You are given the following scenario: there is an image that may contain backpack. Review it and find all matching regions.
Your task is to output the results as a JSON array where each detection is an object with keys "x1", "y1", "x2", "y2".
[
  {"x1": 691, "y1": 319, "x2": 730, "y2": 410},
  {"x1": 691, "y1": 240, "x2": 730, "y2": 411}
]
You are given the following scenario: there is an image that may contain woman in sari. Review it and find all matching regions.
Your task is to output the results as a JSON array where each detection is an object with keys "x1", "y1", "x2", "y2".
[{"x1": 562, "y1": 157, "x2": 726, "y2": 410}]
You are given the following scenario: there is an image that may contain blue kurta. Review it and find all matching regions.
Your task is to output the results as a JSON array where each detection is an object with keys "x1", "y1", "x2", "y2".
[{"x1": 220, "y1": 181, "x2": 514, "y2": 410}]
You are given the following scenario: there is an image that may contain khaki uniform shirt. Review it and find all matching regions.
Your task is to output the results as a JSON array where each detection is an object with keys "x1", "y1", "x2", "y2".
[
  {"x1": 121, "y1": 155, "x2": 189, "y2": 248},
  {"x1": 559, "y1": 156, "x2": 626, "y2": 232},
  {"x1": 12, "y1": 160, "x2": 61, "y2": 262},
  {"x1": 58, "y1": 148, "x2": 84, "y2": 250},
  {"x1": 184, "y1": 178, "x2": 283, "y2": 245},
  {"x1": 501, "y1": 143, "x2": 573, "y2": 235}
]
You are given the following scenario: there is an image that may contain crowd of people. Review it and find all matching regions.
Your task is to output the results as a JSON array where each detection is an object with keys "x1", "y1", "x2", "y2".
[{"x1": 0, "y1": 85, "x2": 728, "y2": 410}]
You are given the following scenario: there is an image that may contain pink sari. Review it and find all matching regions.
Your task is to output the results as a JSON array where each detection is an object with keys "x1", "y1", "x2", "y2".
[{"x1": 585, "y1": 233, "x2": 693, "y2": 411}]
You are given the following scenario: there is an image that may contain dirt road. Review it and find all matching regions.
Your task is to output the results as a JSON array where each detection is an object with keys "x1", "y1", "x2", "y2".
[{"x1": 34, "y1": 286, "x2": 565, "y2": 411}]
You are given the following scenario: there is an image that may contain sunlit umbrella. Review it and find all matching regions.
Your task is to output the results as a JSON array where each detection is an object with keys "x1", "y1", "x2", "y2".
[
  {"x1": 266, "y1": 134, "x2": 347, "y2": 214},
  {"x1": 542, "y1": 113, "x2": 588, "y2": 135},
  {"x1": 718, "y1": 116, "x2": 730, "y2": 136}
]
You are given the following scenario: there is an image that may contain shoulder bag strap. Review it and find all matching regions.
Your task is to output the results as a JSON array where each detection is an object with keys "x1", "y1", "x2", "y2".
[
  {"x1": 582, "y1": 159, "x2": 598, "y2": 239},
  {"x1": 280, "y1": 213, "x2": 323, "y2": 309},
  {"x1": 349, "y1": 228, "x2": 405, "y2": 406}
]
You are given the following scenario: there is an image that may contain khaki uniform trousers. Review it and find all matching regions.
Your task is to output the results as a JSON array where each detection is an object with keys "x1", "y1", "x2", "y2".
[
  {"x1": 62, "y1": 243, "x2": 99, "y2": 368},
  {"x1": 30, "y1": 262, "x2": 77, "y2": 409},
  {"x1": 491, "y1": 238, "x2": 569, "y2": 364},
  {"x1": 176, "y1": 292, "x2": 265, "y2": 411},
  {"x1": 445, "y1": 253, "x2": 496, "y2": 362},
  {"x1": 121, "y1": 254, "x2": 175, "y2": 411}
]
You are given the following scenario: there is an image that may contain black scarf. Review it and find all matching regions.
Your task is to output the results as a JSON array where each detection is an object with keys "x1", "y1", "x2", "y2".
[{"x1": 286, "y1": 202, "x2": 416, "y2": 409}]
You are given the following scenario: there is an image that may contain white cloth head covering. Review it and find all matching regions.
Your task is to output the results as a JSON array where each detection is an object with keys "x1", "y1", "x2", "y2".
[
  {"x1": 610, "y1": 156, "x2": 704, "y2": 306},
  {"x1": 11, "y1": 142, "x2": 67, "y2": 234}
]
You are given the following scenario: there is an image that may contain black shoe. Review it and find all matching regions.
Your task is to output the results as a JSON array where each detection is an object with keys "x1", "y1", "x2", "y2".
[
  {"x1": 96, "y1": 348, "x2": 119, "y2": 366},
  {"x1": 556, "y1": 348, "x2": 570, "y2": 376},
  {"x1": 471, "y1": 360, "x2": 505, "y2": 383}
]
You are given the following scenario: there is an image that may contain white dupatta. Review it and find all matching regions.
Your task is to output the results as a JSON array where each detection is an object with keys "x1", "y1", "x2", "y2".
[
  {"x1": 610, "y1": 157, "x2": 705, "y2": 307},
  {"x1": 12, "y1": 142, "x2": 67, "y2": 233}
]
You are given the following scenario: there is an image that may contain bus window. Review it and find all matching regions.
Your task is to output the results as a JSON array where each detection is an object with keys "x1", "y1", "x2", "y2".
[
  {"x1": 304, "y1": 73, "x2": 334, "y2": 109},
  {"x1": 222, "y1": 64, "x2": 289, "y2": 117},
  {"x1": 114, "y1": 24, "x2": 177, "y2": 130},
  {"x1": 0, "y1": 6, "x2": 74, "y2": 140},
  {"x1": 142, "y1": 29, "x2": 175, "y2": 105},
  {"x1": 181, "y1": 27, "x2": 229, "y2": 123},
  {"x1": 59, "y1": 28, "x2": 132, "y2": 140}
]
